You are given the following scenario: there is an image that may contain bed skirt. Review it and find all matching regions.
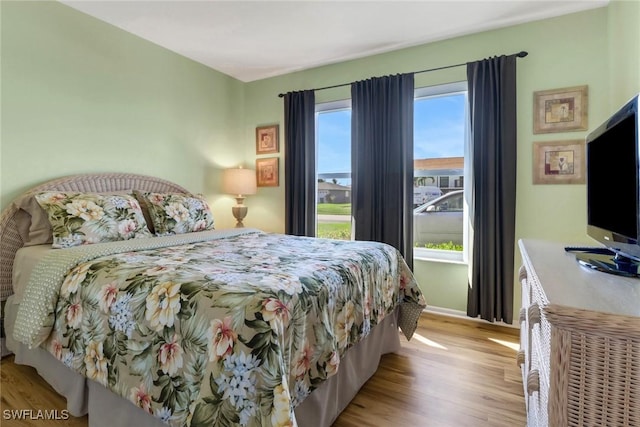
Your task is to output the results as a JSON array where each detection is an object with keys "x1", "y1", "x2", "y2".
[{"x1": 5, "y1": 297, "x2": 401, "y2": 427}]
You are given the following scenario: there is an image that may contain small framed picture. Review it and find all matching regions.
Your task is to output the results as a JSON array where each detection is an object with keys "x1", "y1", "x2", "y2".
[
  {"x1": 533, "y1": 140, "x2": 585, "y2": 184},
  {"x1": 256, "y1": 125, "x2": 279, "y2": 154},
  {"x1": 533, "y1": 86, "x2": 588, "y2": 134},
  {"x1": 256, "y1": 157, "x2": 279, "y2": 187}
]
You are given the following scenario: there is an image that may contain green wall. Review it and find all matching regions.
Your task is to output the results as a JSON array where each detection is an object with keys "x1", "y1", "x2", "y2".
[
  {"x1": 0, "y1": 1, "x2": 246, "y2": 231},
  {"x1": 2, "y1": 1, "x2": 637, "y2": 321},
  {"x1": 608, "y1": 0, "x2": 640, "y2": 107}
]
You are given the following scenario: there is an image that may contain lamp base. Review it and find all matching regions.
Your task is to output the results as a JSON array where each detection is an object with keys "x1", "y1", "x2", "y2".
[{"x1": 232, "y1": 199, "x2": 248, "y2": 228}]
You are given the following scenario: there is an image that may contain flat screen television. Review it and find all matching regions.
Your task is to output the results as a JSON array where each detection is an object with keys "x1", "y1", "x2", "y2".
[{"x1": 571, "y1": 93, "x2": 640, "y2": 276}]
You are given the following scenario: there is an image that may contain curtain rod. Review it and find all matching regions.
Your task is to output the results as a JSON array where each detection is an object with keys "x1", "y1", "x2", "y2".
[{"x1": 277, "y1": 50, "x2": 528, "y2": 98}]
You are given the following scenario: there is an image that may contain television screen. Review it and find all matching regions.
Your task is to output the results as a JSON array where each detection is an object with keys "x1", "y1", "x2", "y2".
[{"x1": 587, "y1": 114, "x2": 637, "y2": 241}]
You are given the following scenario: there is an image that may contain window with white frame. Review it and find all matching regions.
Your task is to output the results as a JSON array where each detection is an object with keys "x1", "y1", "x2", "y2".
[
  {"x1": 316, "y1": 100, "x2": 352, "y2": 240},
  {"x1": 413, "y1": 82, "x2": 468, "y2": 262},
  {"x1": 315, "y1": 82, "x2": 469, "y2": 262}
]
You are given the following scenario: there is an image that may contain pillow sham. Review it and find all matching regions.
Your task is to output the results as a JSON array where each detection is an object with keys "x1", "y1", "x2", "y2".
[
  {"x1": 132, "y1": 190, "x2": 156, "y2": 235},
  {"x1": 35, "y1": 192, "x2": 152, "y2": 248},
  {"x1": 138, "y1": 192, "x2": 214, "y2": 235},
  {"x1": 14, "y1": 190, "x2": 134, "y2": 247},
  {"x1": 14, "y1": 195, "x2": 54, "y2": 247}
]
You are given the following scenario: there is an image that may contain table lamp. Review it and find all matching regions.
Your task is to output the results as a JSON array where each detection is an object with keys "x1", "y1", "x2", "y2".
[{"x1": 222, "y1": 166, "x2": 257, "y2": 227}]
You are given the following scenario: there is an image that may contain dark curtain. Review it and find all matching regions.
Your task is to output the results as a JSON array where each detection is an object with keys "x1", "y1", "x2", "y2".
[
  {"x1": 466, "y1": 55, "x2": 517, "y2": 323},
  {"x1": 284, "y1": 90, "x2": 316, "y2": 236},
  {"x1": 351, "y1": 74, "x2": 415, "y2": 269}
]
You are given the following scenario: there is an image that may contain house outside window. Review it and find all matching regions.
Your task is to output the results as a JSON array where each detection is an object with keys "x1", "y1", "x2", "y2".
[{"x1": 318, "y1": 181, "x2": 351, "y2": 203}]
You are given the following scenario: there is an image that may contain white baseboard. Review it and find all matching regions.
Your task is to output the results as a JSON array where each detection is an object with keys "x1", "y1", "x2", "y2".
[{"x1": 425, "y1": 305, "x2": 519, "y2": 329}]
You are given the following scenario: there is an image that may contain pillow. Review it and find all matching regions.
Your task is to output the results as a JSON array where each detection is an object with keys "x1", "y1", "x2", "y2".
[
  {"x1": 35, "y1": 192, "x2": 152, "y2": 248},
  {"x1": 14, "y1": 190, "x2": 136, "y2": 247},
  {"x1": 132, "y1": 190, "x2": 156, "y2": 235},
  {"x1": 138, "y1": 192, "x2": 214, "y2": 235},
  {"x1": 14, "y1": 195, "x2": 54, "y2": 246}
]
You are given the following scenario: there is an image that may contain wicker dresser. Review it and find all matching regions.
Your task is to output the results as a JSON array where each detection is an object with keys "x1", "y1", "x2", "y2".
[{"x1": 518, "y1": 239, "x2": 640, "y2": 427}]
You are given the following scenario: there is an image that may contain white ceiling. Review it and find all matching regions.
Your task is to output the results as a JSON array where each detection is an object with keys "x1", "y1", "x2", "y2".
[{"x1": 61, "y1": 0, "x2": 609, "y2": 82}]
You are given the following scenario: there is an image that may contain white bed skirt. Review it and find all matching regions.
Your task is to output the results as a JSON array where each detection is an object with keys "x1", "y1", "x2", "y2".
[{"x1": 5, "y1": 297, "x2": 401, "y2": 427}]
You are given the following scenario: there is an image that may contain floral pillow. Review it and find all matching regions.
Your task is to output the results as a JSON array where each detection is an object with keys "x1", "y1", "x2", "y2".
[
  {"x1": 35, "y1": 192, "x2": 152, "y2": 248},
  {"x1": 139, "y1": 192, "x2": 214, "y2": 235}
]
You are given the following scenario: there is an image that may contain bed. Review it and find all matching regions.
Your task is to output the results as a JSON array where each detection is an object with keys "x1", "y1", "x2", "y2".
[{"x1": 0, "y1": 172, "x2": 426, "y2": 427}]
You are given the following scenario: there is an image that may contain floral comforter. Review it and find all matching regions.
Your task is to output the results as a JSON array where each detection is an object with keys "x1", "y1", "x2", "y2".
[{"x1": 14, "y1": 229, "x2": 426, "y2": 427}]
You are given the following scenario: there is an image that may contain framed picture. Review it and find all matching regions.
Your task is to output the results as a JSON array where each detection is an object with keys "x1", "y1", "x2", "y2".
[
  {"x1": 256, "y1": 157, "x2": 279, "y2": 187},
  {"x1": 533, "y1": 140, "x2": 585, "y2": 184},
  {"x1": 256, "y1": 125, "x2": 279, "y2": 154},
  {"x1": 533, "y1": 85, "x2": 588, "y2": 134}
]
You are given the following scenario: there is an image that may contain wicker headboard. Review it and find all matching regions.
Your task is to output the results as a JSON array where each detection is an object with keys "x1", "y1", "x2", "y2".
[{"x1": 0, "y1": 173, "x2": 190, "y2": 302}]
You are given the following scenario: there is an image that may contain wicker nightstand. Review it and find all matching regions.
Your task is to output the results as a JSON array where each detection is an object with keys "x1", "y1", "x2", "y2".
[{"x1": 518, "y1": 239, "x2": 640, "y2": 427}]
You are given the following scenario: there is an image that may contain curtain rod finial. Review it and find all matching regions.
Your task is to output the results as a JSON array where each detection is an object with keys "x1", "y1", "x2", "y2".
[{"x1": 517, "y1": 51, "x2": 528, "y2": 58}]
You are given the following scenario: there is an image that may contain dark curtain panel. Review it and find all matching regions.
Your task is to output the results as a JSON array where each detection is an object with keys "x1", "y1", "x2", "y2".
[
  {"x1": 284, "y1": 90, "x2": 316, "y2": 236},
  {"x1": 466, "y1": 55, "x2": 517, "y2": 323},
  {"x1": 351, "y1": 74, "x2": 415, "y2": 269}
]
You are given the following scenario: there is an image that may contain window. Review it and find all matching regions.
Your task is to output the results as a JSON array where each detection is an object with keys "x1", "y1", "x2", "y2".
[
  {"x1": 414, "y1": 82, "x2": 468, "y2": 262},
  {"x1": 316, "y1": 100, "x2": 351, "y2": 240},
  {"x1": 315, "y1": 82, "x2": 468, "y2": 262}
]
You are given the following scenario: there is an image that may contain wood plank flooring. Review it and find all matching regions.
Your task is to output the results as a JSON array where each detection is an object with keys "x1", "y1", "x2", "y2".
[
  {"x1": 0, "y1": 313, "x2": 525, "y2": 426},
  {"x1": 334, "y1": 312, "x2": 525, "y2": 426}
]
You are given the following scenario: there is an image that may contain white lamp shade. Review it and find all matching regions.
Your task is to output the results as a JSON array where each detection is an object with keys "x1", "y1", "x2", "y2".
[{"x1": 222, "y1": 167, "x2": 257, "y2": 196}]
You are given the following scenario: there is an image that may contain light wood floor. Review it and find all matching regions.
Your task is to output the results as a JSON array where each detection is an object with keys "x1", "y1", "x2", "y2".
[{"x1": 1, "y1": 313, "x2": 525, "y2": 426}]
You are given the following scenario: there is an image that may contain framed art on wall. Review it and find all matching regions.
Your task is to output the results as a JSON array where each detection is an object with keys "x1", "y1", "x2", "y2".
[
  {"x1": 256, "y1": 125, "x2": 279, "y2": 154},
  {"x1": 533, "y1": 85, "x2": 588, "y2": 134},
  {"x1": 533, "y1": 139, "x2": 585, "y2": 184},
  {"x1": 256, "y1": 157, "x2": 279, "y2": 187}
]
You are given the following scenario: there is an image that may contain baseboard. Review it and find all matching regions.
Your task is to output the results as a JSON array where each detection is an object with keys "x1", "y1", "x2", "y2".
[{"x1": 425, "y1": 305, "x2": 519, "y2": 329}]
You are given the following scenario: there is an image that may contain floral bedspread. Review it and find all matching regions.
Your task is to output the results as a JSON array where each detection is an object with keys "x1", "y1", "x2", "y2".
[{"x1": 14, "y1": 230, "x2": 426, "y2": 427}]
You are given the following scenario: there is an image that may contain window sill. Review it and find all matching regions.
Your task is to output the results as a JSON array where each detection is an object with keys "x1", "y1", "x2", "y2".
[{"x1": 414, "y1": 247, "x2": 467, "y2": 264}]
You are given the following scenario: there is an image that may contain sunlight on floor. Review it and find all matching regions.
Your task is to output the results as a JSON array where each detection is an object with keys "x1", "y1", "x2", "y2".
[
  {"x1": 488, "y1": 337, "x2": 520, "y2": 351},
  {"x1": 412, "y1": 333, "x2": 448, "y2": 350}
]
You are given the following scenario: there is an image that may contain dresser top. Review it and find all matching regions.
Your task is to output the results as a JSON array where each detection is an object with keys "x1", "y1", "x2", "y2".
[{"x1": 519, "y1": 239, "x2": 640, "y2": 318}]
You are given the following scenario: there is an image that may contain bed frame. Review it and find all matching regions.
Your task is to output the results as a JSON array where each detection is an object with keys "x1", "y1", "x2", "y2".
[{"x1": 1, "y1": 172, "x2": 402, "y2": 427}]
